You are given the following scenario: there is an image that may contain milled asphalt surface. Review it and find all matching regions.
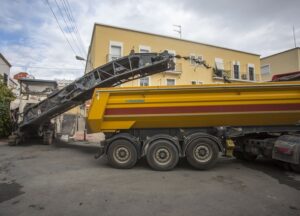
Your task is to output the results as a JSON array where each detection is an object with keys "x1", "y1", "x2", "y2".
[{"x1": 0, "y1": 139, "x2": 299, "y2": 216}]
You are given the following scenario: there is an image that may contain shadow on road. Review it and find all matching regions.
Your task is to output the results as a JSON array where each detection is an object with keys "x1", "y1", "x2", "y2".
[
  {"x1": 53, "y1": 140, "x2": 99, "y2": 155},
  {"x1": 239, "y1": 158, "x2": 300, "y2": 190}
]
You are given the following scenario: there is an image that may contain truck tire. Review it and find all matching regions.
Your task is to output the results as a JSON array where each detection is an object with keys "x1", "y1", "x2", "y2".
[
  {"x1": 186, "y1": 138, "x2": 219, "y2": 170},
  {"x1": 107, "y1": 139, "x2": 138, "y2": 169},
  {"x1": 146, "y1": 139, "x2": 179, "y2": 171}
]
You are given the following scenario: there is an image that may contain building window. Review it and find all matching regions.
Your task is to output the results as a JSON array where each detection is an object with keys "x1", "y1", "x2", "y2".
[
  {"x1": 3, "y1": 73, "x2": 8, "y2": 85},
  {"x1": 233, "y1": 62, "x2": 240, "y2": 79},
  {"x1": 109, "y1": 41, "x2": 123, "y2": 61},
  {"x1": 214, "y1": 58, "x2": 224, "y2": 78},
  {"x1": 190, "y1": 55, "x2": 203, "y2": 65},
  {"x1": 168, "y1": 50, "x2": 176, "y2": 71},
  {"x1": 139, "y1": 45, "x2": 151, "y2": 53},
  {"x1": 261, "y1": 65, "x2": 270, "y2": 75},
  {"x1": 248, "y1": 64, "x2": 255, "y2": 81},
  {"x1": 190, "y1": 54, "x2": 196, "y2": 65},
  {"x1": 191, "y1": 80, "x2": 203, "y2": 85},
  {"x1": 166, "y1": 78, "x2": 176, "y2": 86},
  {"x1": 140, "y1": 77, "x2": 150, "y2": 86}
]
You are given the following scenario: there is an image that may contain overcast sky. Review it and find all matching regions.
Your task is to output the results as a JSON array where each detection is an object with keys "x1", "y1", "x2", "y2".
[{"x1": 0, "y1": 0, "x2": 299, "y2": 80}]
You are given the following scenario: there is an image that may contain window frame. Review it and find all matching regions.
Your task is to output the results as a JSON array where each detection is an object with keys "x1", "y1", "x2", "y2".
[
  {"x1": 232, "y1": 61, "x2": 241, "y2": 80},
  {"x1": 166, "y1": 78, "x2": 176, "y2": 86},
  {"x1": 261, "y1": 64, "x2": 271, "y2": 75},
  {"x1": 247, "y1": 63, "x2": 256, "y2": 81},
  {"x1": 139, "y1": 45, "x2": 151, "y2": 53},
  {"x1": 214, "y1": 57, "x2": 224, "y2": 78},
  {"x1": 191, "y1": 80, "x2": 203, "y2": 85},
  {"x1": 109, "y1": 41, "x2": 123, "y2": 61},
  {"x1": 139, "y1": 76, "x2": 151, "y2": 86}
]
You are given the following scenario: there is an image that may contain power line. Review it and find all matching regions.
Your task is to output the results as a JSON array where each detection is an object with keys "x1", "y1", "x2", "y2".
[
  {"x1": 0, "y1": 63, "x2": 82, "y2": 70},
  {"x1": 43, "y1": 0, "x2": 78, "y2": 56},
  {"x1": 53, "y1": 0, "x2": 85, "y2": 57},
  {"x1": 63, "y1": 0, "x2": 87, "y2": 56},
  {"x1": 61, "y1": 0, "x2": 86, "y2": 56}
]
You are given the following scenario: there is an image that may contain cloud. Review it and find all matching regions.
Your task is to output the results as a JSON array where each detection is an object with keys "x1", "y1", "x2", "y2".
[{"x1": 0, "y1": 0, "x2": 299, "y2": 80}]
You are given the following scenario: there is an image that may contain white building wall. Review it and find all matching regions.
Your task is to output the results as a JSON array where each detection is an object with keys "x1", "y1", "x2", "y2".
[{"x1": 0, "y1": 57, "x2": 10, "y2": 86}]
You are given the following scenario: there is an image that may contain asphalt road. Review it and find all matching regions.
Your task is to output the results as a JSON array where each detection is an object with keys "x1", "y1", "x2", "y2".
[{"x1": 0, "y1": 139, "x2": 299, "y2": 216}]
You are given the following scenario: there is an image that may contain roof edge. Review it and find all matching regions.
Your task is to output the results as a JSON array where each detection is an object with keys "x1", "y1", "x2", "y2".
[
  {"x1": 261, "y1": 47, "x2": 300, "y2": 59},
  {"x1": 0, "y1": 53, "x2": 12, "y2": 67},
  {"x1": 91, "y1": 22, "x2": 260, "y2": 57}
]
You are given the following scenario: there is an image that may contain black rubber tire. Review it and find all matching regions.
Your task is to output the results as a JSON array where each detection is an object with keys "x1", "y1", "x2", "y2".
[
  {"x1": 107, "y1": 139, "x2": 138, "y2": 169},
  {"x1": 146, "y1": 140, "x2": 179, "y2": 171},
  {"x1": 186, "y1": 138, "x2": 219, "y2": 170}
]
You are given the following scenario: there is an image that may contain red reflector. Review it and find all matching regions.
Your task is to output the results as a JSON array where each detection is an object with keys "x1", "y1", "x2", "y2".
[{"x1": 275, "y1": 147, "x2": 293, "y2": 155}]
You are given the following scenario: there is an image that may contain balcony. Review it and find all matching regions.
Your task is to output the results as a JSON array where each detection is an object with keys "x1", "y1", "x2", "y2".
[
  {"x1": 164, "y1": 63, "x2": 182, "y2": 75},
  {"x1": 106, "y1": 54, "x2": 122, "y2": 62},
  {"x1": 212, "y1": 68, "x2": 231, "y2": 79}
]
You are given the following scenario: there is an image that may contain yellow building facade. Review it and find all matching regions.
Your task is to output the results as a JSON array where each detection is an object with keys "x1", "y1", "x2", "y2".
[
  {"x1": 86, "y1": 23, "x2": 261, "y2": 86},
  {"x1": 261, "y1": 47, "x2": 300, "y2": 81}
]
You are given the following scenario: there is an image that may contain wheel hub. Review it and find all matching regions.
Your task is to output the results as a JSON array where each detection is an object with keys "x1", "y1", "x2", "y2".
[
  {"x1": 114, "y1": 146, "x2": 131, "y2": 164},
  {"x1": 154, "y1": 148, "x2": 171, "y2": 165},
  {"x1": 194, "y1": 145, "x2": 212, "y2": 163}
]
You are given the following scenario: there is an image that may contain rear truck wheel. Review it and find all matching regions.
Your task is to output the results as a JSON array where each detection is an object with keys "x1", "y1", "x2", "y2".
[
  {"x1": 186, "y1": 138, "x2": 219, "y2": 170},
  {"x1": 146, "y1": 139, "x2": 179, "y2": 171},
  {"x1": 107, "y1": 139, "x2": 138, "y2": 169}
]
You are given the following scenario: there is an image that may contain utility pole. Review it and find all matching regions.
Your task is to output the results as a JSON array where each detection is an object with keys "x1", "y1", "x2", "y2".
[
  {"x1": 293, "y1": 25, "x2": 297, "y2": 48},
  {"x1": 173, "y1": 25, "x2": 182, "y2": 39}
]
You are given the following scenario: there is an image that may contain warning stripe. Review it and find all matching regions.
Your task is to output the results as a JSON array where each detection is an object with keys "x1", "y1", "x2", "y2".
[{"x1": 104, "y1": 104, "x2": 300, "y2": 115}]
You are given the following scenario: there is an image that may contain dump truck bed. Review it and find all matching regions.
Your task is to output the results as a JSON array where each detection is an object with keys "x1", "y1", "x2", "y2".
[{"x1": 87, "y1": 82, "x2": 300, "y2": 133}]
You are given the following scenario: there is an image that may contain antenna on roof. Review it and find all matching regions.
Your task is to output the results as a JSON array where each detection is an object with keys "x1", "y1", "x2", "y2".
[
  {"x1": 173, "y1": 25, "x2": 182, "y2": 39},
  {"x1": 293, "y1": 25, "x2": 297, "y2": 48}
]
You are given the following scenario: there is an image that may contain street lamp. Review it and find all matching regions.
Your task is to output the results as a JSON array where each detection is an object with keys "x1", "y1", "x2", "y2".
[{"x1": 75, "y1": 55, "x2": 86, "y2": 61}]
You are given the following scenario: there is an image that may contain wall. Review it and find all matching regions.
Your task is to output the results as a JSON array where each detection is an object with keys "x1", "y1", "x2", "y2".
[
  {"x1": 87, "y1": 24, "x2": 261, "y2": 85},
  {"x1": 261, "y1": 48, "x2": 300, "y2": 81},
  {"x1": 0, "y1": 57, "x2": 10, "y2": 86}
]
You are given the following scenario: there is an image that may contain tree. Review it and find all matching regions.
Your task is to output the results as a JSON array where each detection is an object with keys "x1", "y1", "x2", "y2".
[{"x1": 0, "y1": 75, "x2": 15, "y2": 137}]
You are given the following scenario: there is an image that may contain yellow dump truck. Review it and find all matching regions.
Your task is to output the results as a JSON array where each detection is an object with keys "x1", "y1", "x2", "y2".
[{"x1": 88, "y1": 82, "x2": 300, "y2": 171}]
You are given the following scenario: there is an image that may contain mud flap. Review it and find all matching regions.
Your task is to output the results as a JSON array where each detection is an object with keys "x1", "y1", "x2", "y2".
[{"x1": 272, "y1": 135, "x2": 300, "y2": 165}]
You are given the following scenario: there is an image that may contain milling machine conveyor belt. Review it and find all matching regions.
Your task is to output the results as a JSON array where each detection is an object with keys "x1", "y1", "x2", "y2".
[{"x1": 20, "y1": 51, "x2": 174, "y2": 130}]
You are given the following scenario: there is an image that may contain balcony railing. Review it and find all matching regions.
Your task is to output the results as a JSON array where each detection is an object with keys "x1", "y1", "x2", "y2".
[
  {"x1": 164, "y1": 63, "x2": 182, "y2": 75},
  {"x1": 106, "y1": 54, "x2": 122, "y2": 62},
  {"x1": 213, "y1": 68, "x2": 231, "y2": 79}
]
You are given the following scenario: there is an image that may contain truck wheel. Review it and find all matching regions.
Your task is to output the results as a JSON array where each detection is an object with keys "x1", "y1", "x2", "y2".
[
  {"x1": 186, "y1": 138, "x2": 219, "y2": 170},
  {"x1": 107, "y1": 139, "x2": 138, "y2": 169},
  {"x1": 146, "y1": 139, "x2": 179, "y2": 171}
]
